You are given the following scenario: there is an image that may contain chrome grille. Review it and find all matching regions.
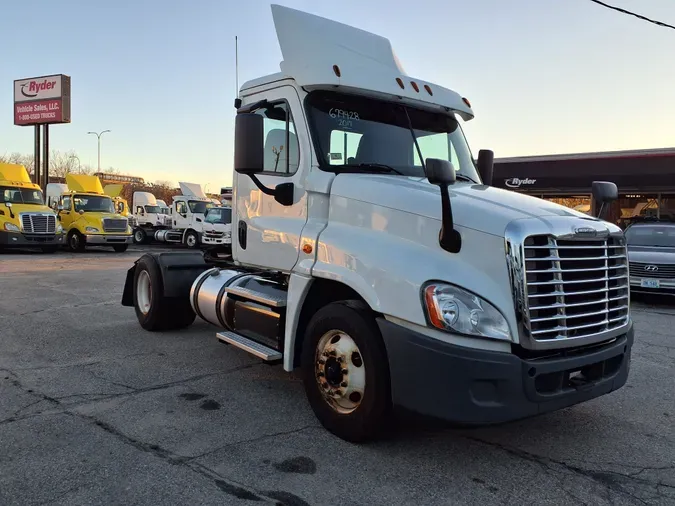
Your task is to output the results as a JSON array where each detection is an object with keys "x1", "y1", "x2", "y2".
[
  {"x1": 629, "y1": 262, "x2": 675, "y2": 279},
  {"x1": 522, "y1": 235, "x2": 630, "y2": 342},
  {"x1": 20, "y1": 213, "x2": 56, "y2": 234},
  {"x1": 102, "y1": 218, "x2": 128, "y2": 232},
  {"x1": 205, "y1": 230, "x2": 224, "y2": 237}
]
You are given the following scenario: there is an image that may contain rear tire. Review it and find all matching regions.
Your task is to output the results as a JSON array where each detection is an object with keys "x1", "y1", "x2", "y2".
[
  {"x1": 133, "y1": 255, "x2": 196, "y2": 331},
  {"x1": 113, "y1": 244, "x2": 129, "y2": 253},
  {"x1": 301, "y1": 300, "x2": 391, "y2": 443}
]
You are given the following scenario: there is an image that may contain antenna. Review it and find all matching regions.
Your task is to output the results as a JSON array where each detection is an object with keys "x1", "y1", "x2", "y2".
[{"x1": 235, "y1": 35, "x2": 239, "y2": 99}]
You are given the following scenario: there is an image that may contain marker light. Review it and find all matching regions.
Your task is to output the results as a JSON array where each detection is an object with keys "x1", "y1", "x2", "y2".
[
  {"x1": 462, "y1": 97, "x2": 472, "y2": 108},
  {"x1": 396, "y1": 78, "x2": 405, "y2": 89},
  {"x1": 410, "y1": 81, "x2": 420, "y2": 93},
  {"x1": 424, "y1": 84, "x2": 433, "y2": 96},
  {"x1": 332, "y1": 65, "x2": 341, "y2": 77}
]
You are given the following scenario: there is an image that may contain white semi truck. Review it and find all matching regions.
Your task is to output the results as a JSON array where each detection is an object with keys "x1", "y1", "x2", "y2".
[
  {"x1": 130, "y1": 191, "x2": 172, "y2": 244},
  {"x1": 153, "y1": 182, "x2": 215, "y2": 248},
  {"x1": 122, "y1": 5, "x2": 633, "y2": 442},
  {"x1": 201, "y1": 206, "x2": 232, "y2": 247}
]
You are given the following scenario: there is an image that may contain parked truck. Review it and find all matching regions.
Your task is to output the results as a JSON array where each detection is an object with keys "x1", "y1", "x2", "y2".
[
  {"x1": 56, "y1": 174, "x2": 133, "y2": 252},
  {"x1": 200, "y1": 206, "x2": 232, "y2": 247},
  {"x1": 103, "y1": 184, "x2": 131, "y2": 217},
  {"x1": 122, "y1": 5, "x2": 633, "y2": 442},
  {"x1": 153, "y1": 182, "x2": 215, "y2": 248},
  {"x1": 156, "y1": 199, "x2": 170, "y2": 216},
  {"x1": 130, "y1": 191, "x2": 172, "y2": 244},
  {"x1": 0, "y1": 163, "x2": 64, "y2": 252}
]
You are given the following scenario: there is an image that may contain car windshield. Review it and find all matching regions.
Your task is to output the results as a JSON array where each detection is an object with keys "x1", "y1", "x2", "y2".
[
  {"x1": 305, "y1": 90, "x2": 480, "y2": 182},
  {"x1": 145, "y1": 205, "x2": 161, "y2": 213},
  {"x1": 205, "y1": 208, "x2": 232, "y2": 224},
  {"x1": 0, "y1": 186, "x2": 44, "y2": 205},
  {"x1": 189, "y1": 200, "x2": 214, "y2": 214},
  {"x1": 73, "y1": 195, "x2": 114, "y2": 213},
  {"x1": 625, "y1": 225, "x2": 675, "y2": 248}
]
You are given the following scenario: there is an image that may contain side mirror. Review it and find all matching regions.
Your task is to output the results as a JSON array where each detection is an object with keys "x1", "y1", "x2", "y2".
[
  {"x1": 426, "y1": 158, "x2": 461, "y2": 253},
  {"x1": 592, "y1": 181, "x2": 618, "y2": 220},
  {"x1": 477, "y1": 149, "x2": 494, "y2": 186},
  {"x1": 5, "y1": 202, "x2": 12, "y2": 208},
  {"x1": 426, "y1": 158, "x2": 456, "y2": 186},
  {"x1": 233, "y1": 111, "x2": 294, "y2": 206},
  {"x1": 234, "y1": 113, "x2": 264, "y2": 175},
  {"x1": 592, "y1": 181, "x2": 618, "y2": 204}
]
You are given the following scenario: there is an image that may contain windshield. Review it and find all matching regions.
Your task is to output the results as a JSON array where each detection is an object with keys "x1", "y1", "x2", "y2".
[
  {"x1": 0, "y1": 186, "x2": 44, "y2": 205},
  {"x1": 625, "y1": 225, "x2": 675, "y2": 248},
  {"x1": 145, "y1": 205, "x2": 162, "y2": 213},
  {"x1": 205, "y1": 208, "x2": 232, "y2": 224},
  {"x1": 188, "y1": 200, "x2": 215, "y2": 214},
  {"x1": 73, "y1": 195, "x2": 114, "y2": 213},
  {"x1": 305, "y1": 90, "x2": 480, "y2": 182}
]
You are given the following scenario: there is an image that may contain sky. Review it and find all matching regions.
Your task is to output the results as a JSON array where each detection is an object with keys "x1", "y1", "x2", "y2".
[{"x1": 2, "y1": 0, "x2": 675, "y2": 191}]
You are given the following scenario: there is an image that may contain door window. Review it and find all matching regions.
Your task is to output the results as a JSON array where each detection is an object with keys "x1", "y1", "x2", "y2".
[{"x1": 254, "y1": 101, "x2": 300, "y2": 175}]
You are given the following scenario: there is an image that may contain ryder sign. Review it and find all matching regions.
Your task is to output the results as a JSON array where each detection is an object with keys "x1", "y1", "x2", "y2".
[{"x1": 13, "y1": 74, "x2": 71, "y2": 126}]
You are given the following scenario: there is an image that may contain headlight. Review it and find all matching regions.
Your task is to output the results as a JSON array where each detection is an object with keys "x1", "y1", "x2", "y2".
[
  {"x1": 423, "y1": 283, "x2": 511, "y2": 341},
  {"x1": 56, "y1": 224, "x2": 63, "y2": 233},
  {"x1": 224, "y1": 231, "x2": 231, "y2": 238},
  {"x1": 4, "y1": 222, "x2": 20, "y2": 232},
  {"x1": 85, "y1": 227, "x2": 100, "y2": 233}
]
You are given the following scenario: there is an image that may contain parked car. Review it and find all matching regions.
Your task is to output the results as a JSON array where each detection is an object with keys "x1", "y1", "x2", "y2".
[{"x1": 626, "y1": 220, "x2": 675, "y2": 295}]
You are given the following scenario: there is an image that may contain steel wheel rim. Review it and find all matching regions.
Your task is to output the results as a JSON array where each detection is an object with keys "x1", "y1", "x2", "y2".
[
  {"x1": 134, "y1": 230, "x2": 144, "y2": 242},
  {"x1": 137, "y1": 270, "x2": 152, "y2": 315},
  {"x1": 70, "y1": 234, "x2": 79, "y2": 249},
  {"x1": 186, "y1": 235, "x2": 196, "y2": 247},
  {"x1": 315, "y1": 330, "x2": 365, "y2": 414}
]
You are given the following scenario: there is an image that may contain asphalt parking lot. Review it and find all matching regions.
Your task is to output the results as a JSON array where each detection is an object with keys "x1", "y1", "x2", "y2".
[{"x1": 1, "y1": 247, "x2": 674, "y2": 506}]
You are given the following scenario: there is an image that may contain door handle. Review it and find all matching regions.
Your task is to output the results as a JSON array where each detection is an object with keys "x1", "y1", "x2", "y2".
[{"x1": 238, "y1": 221, "x2": 247, "y2": 249}]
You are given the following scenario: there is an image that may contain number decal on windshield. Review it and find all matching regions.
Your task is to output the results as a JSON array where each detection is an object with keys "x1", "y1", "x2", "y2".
[{"x1": 329, "y1": 108, "x2": 360, "y2": 121}]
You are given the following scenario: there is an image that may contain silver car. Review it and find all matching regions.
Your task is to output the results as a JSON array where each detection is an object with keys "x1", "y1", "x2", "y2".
[{"x1": 626, "y1": 221, "x2": 675, "y2": 295}]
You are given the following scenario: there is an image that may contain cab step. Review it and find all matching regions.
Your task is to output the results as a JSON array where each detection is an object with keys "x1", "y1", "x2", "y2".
[
  {"x1": 216, "y1": 330, "x2": 282, "y2": 361},
  {"x1": 224, "y1": 285, "x2": 287, "y2": 307}
]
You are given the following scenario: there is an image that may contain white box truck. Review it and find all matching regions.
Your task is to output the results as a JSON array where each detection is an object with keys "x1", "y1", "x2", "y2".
[{"x1": 121, "y1": 5, "x2": 633, "y2": 442}]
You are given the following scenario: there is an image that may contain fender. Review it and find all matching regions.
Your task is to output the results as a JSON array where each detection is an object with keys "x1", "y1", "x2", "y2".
[{"x1": 121, "y1": 251, "x2": 209, "y2": 307}]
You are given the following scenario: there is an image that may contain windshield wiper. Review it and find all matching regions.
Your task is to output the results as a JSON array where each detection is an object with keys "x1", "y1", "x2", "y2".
[
  {"x1": 337, "y1": 163, "x2": 405, "y2": 176},
  {"x1": 455, "y1": 173, "x2": 478, "y2": 184}
]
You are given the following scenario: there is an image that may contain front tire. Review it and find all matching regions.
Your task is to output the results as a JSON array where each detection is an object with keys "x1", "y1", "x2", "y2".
[
  {"x1": 184, "y1": 230, "x2": 199, "y2": 249},
  {"x1": 301, "y1": 300, "x2": 391, "y2": 443},
  {"x1": 67, "y1": 231, "x2": 85, "y2": 252},
  {"x1": 133, "y1": 255, "x2": 196, "y2": 331},
  {"x1": 133, "y1": 228, "x2": 147, "y2": 244}
]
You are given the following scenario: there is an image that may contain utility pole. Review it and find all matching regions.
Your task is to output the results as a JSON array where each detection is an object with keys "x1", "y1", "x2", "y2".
[{"x1": 87, "y1": 130, "x2": 111, "y2": 172}]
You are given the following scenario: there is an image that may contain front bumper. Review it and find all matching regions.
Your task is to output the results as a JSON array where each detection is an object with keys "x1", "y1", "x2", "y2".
[
  {"x1": 0, "y1": 230, "x2": 65, "y2": 248},
  {"x1": 85, "y1": 234, "x2": 133, "y2": 245},
  {"x1": 379, "y1": 319, "x2": 633, "y2": 425},
  {"x1": 630, "y1": 276, "x2": 675, "y2": 296},
  {"x1": 202, "y1": 236, "x2": 231, "y2": 245}
]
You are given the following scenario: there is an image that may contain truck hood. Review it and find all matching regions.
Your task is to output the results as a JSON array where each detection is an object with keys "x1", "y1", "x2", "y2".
[
  {"x1": 74, "y1": 212, "x2": 128, "y2": 228},
  {"x1": 2, "y1": 203, "x2": 55, "y2": 217},
  {"x1": 627, "y1": 245, "x2": 675, "y2": 265},
  {"x1": 330, "y1": 174, "x2": 595, "y2": 237}
]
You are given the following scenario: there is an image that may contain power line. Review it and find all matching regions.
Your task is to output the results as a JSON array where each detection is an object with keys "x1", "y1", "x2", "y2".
[{"x1": 588, "y1": 0, "x2": 675, "y2": 30}]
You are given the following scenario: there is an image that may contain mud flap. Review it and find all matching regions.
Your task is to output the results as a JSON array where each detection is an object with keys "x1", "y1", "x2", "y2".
[{"x1": 121, "y1": 264, "x2": 137, "y2": 307}]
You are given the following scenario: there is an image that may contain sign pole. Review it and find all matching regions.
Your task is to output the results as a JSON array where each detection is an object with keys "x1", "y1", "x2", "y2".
[
  {"x1": 34, "y1": 125, "x2": 41, "y2": 186},
  {"x1": 42, "y1": 124, "x2": 49, "y2": 189}
]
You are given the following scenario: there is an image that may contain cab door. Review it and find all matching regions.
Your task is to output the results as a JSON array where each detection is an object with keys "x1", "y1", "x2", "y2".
[
  {"x1": 58, "y1": 195, "x2": 75, "y2": 230},
  {"x1": 233, "y1": 85, "x2": 311, "y2": 272}
]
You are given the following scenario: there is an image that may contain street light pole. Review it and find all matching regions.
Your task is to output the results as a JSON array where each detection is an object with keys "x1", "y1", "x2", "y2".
[{"x1": 87, "y1": 130, "x2": 111, "y2": 172}]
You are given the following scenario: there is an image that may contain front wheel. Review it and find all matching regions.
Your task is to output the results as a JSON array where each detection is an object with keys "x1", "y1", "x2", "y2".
[
  {"x1": 301, "y1": 300, "x2": 391, "y2": 443},
  {"x1": 184, "y1": 230, "x2": 199, "y2": 249},
  {"x1": 67, "y1": 231, "x2": 85, "y2": 252},
  {"x1": 133, "y1": 228, "x2": 147, "y2": 244},
  {"x1": 113, "y1": 244, "x2": 129, "y2": 253}
]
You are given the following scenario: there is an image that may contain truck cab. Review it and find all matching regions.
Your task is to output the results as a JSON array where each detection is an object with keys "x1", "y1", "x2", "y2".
[
  {"x1": 122, "y1": 5, "x2": 633, "y2": 443},
  {"x1": 156, "y1": 199, "x2": 170, "y2": 216},
  {"x1": 57, "y1": 174, "x2": 132, "y2": 252},
  {"x1": 103, "y1": 184, "x2": 131, "y2": 219},
  {"x1": 154, "y1": 182, "x2": 215, "y2": 248},
  {"x1": 201, "y1": 206, "x2": 232, "y2": 246},
  {"x1": 0, "y1": 163, "x2": 64, "y2": 253},
  {"x1": 131, "y1": 191, "x2": 172, "y2": 244}
]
